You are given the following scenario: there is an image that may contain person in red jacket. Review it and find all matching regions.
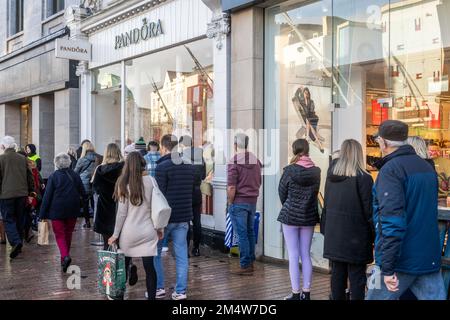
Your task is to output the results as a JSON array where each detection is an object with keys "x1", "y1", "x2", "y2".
[{"x1": 24, "y1": 158, "x2": 44, "y2": 242}]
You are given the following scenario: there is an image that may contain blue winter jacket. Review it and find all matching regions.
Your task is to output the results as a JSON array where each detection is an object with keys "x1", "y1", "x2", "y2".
[
  {"x1": 373, "y1": 144, "x2": 441, "y2": 276},
  {"x1": 155, "y1": 152, "x2": 195, "y2": 224},
  {"x1": 40, "y1": 168, "x2": 87, "y2": 220}
]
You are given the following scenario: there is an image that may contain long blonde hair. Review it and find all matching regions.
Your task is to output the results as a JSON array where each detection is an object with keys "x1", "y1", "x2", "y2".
[
  {"x1": 333, "y1": 139, "x2": 368, "y2": 177},
  {"x1": 102, "y1": 143, "x2": 123, "y2": 165},
  {"x1": 407, "y1": 136, "x2": 428, "y2": 159},
  {"x1": 80, "y1": 142, "x2": 95, "y2": 159}
]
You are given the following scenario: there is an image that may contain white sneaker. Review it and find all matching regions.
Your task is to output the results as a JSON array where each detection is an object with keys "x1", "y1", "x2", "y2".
[
  {"x1": 156, "y1": 288, "x2": 166, "y2": 299},
  {"x1": 145, "y1": 288, "x2": 166, "y2": 299},
  {"x1": 171, "y1": 292, "x2": 187, "y2": 300},
  {"x1": 162, "y1": 247, "x2": 169, "y2": 252}
]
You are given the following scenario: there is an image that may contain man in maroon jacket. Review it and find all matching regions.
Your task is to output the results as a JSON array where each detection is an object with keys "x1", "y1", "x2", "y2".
[{"x1": 227, "y1": 133, "x2": 262, "y2": 275}]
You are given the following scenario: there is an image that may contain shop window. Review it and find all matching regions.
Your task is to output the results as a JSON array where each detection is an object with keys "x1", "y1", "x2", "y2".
[
  {"x1": 44, "y1": 0, "x2": 65, "y2": 18},
  {"x1": 7, "y1": 0, "x2": 24, "y2": 36},
  {"x1": 125, "y1": 38, "x2": 215, "y2": 215}
]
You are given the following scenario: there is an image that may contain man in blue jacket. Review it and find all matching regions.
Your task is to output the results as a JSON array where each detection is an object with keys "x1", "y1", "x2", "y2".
[
  {"x1": 154, "y1": 134, "x2": 194, "y2": 301},
  {"x1": 366, "y1": 120, "x2": 446, "y2": 300}
]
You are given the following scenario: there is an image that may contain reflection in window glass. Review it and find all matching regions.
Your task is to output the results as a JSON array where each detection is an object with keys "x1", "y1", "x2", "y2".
[
  {"x1": 125, "y1": 38, "x2": 215, "y2": 214},
  {"x1": 92, "y1": 64, "x2": 122, "y2": 155}
]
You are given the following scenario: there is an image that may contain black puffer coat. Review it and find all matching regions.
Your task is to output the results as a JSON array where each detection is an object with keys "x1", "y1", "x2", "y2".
[
  {"x1": 277, "y1": 164, "x2": 321, "y2": 226},
  {"x1": 321, "y1": 163, "x2": 374, "y2": 265}
]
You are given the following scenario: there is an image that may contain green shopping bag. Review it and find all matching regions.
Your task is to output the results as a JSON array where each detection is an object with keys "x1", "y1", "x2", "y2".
[{"x1": 97, "y1": 245, "x2": 126, "y2": 299}]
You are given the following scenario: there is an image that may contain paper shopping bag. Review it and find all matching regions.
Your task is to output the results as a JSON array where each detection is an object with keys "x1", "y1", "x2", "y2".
[
  {"x1": 97, "y1": 246, "x2": 126, "y2": 299},
  {"x1": 37, "y1": 220, "x2": 49, "y2": 245}
]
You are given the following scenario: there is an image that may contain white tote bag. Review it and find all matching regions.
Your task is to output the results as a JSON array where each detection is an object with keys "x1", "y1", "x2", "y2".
[{"x1": 150, "y1": 177, "x2": 172, "y2": 229}]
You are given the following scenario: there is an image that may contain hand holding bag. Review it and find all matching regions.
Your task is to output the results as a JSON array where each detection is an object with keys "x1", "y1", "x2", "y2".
[
  {"x1": 150, "y1": 177, "x2": 172, "y2": 229},
  {"x1": 37, "y1": 220, "x2": 50, "y2": 245}
]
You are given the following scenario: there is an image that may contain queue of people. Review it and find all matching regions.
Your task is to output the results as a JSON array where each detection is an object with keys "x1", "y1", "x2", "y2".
[{"x1": 0, "y1": 119, "x2": 447, "y2": 301}]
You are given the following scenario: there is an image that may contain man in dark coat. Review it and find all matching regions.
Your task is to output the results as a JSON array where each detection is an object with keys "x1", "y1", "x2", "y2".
[
  {"x1": 180, "y1": 135, "x2": 206, "y2": 257},
  {"x1": 154, "y1": 134, "x2": 195, "y2": 300},
  {"x1": 367, "y1": 120, "x2": 446, "y2": 300},
  {"x1": 0, "y1": 136, "x2": 35, "y2": 259}
]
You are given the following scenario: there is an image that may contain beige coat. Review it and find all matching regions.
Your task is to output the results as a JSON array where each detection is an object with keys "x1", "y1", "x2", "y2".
[{"x1": 112, "y1": 176, "x2": 158, "y2": 257}]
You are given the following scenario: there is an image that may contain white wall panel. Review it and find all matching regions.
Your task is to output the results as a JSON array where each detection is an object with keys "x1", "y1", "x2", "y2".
[{"x1": 89, "y1": 0, "x2": 212, "y2": 69}]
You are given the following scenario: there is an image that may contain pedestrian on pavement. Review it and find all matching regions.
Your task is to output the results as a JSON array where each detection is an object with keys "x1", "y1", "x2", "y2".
[
  {"x1": 25, "y1": 144, "x2": 42, "y2": 172},
  {"x1": 74, "y1": 141, "x2": 98, "y2": 229},
  {"x1": 40, "y1": 153, "x2": 87, "y2": 272},
  {"x1": 321, "y1": 139, "x2": 374, "y2": 300},
  {"x1": 154, "y1": 134, "x2": 195, "y2": 300},
  {"x1": 277, "y1": 139, "x2": 320, "y2": 300},
  {"x1": 0, "y1": 136, "x2": 35, "y2": 259},
  {"x1": 180, "y1": 135, "x2": 206, "y2": 257},
  {"x1": 366, "y1": 120, "x2": 446, "y2": 300},
  {"x1": 124, "y1": 143, "x2": 136, "y2": 159},
  {"x1": 227, "y1": 133, "x2": 262, "y2": 276},
  {"x1": 67, "y1": 147, "x2": 78, "y2": 171},
  {"x1": 408, "y1": 136, "x2": 435, "y2": 169},
  {"x1": 144, "y1": 141, "x2": 161, "y2": 177},
  {"x1": 76, "y1": 139, "x2": 91, "y2": 160},
  {"x1": 108, "y1": 152, "x2": 163, "y2": 300},
  {"x1": 24, "y1": 158, "x2": 45, "y2": 243},
  {"x1": 135, "y1": 137, "x2": 148, "y2": 157},
  {"x1": 92, "y1": 143, "x2": 124, "y2": 250}
]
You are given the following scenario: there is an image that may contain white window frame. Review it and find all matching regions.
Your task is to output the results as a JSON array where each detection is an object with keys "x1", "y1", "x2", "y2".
[
  {"x1": 7, "y1": 0, "x2": 24, "y2": 37},
  {"x1": 42, "y1": 0, "x2": 65, "y2": 20}
]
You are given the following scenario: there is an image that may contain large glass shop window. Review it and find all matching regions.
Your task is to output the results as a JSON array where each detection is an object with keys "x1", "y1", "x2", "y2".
[
  {"x1": 92, "y1": 63, "x2": 122, "y2": 156},
  {"x1": 125, "y1": 38, "x2": 215, "y2": 214},
  {"x1": 332, "y1": 0, "x2": 450, "y2": 196},
  {"x1": 265, "y1": 0, "x2": 332, "y2": 263}
]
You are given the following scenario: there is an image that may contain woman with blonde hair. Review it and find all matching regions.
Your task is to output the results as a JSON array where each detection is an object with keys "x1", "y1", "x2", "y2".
[
  {"x1": 74, "y1": 141, "x2": 98, "y2": 228},
  {"x1": 278, "y1": 139, "x2": 321, "y2": 300},
  {"x1": 321, "y1": 139, "x2": 374, "y2": 300},
  {"x1": 92, "y1": 143, "x2": 124, "y2": 250},
  {"x1": 408, "y1": 136, "x2": 435, "y2": 169}
]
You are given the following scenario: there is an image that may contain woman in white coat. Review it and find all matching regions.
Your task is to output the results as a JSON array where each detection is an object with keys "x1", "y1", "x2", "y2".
[{"x1": 108, "y1": 152, "x2": 164, "y2": 300}]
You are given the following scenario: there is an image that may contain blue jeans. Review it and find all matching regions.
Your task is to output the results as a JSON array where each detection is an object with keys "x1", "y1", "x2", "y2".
[
  {"x1": 153, "y1": 222, "x2": 189, "y2": 294},
  {"x1": 229, "y1": 203, "x2": 256, "y2": 268},
  {"x1": 366, "y1": 265, "x2": 447, "y2": 300},
  {"x1": 0, "y1": 197, "x2": 27, "y2": 246}
]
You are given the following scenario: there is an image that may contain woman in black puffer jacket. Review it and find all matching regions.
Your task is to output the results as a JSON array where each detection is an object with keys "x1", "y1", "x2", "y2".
[
  {"x1": 278, "y1": 139, "x2": 321, "y2": 301},
  {"x1": 321, "y1": 139, "x2": 374, "y2": 300}
]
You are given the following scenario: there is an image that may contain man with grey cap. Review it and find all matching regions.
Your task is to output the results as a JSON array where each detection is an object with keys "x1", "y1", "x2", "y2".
[
  {"x1": 366, "y1": 120, "x2": 446, "y2": 300},
  {"x1": 0, "y1": 136, "x2": 35, "y2": 259}
]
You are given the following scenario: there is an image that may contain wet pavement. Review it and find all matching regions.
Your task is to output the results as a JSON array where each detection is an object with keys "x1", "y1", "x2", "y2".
[{"x1": 0, "y1": 220, "x2": 331, "y2": 300}]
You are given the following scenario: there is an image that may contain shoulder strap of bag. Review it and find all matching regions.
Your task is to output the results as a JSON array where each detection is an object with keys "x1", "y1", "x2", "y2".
[{"x1": 65, "y1": 171, "x2": 83, "y2": 196}]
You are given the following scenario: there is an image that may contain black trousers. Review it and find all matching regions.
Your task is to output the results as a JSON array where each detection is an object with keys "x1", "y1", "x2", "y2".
[
  {"x1": 187, "y1": 203, "x2": 202, "y2": 249},
  {"x1": 101, "y1": 234, "x2": 111, "y2": 251},
  {"x1": 125, "y1": 256, "x2": 157, "y2": 300},
  {"x1": 0, "y1": 197, "x2": 27, "y2": 246},
  {"x1": 330, "y1": 260, "x2": 367, "y2": 300}
]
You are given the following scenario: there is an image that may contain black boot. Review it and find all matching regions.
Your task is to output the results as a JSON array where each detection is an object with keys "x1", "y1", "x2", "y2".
[
  {"x1": 300, "y1": 291, "x2": 311, "y2": 300},
  {"x1": 62, "y1": 256, "x2": 72, "y2": 273},
  {"x1": 284, "y1": 292, "x2": 301, "y2": 300},
  {"x1": 10, "y1": 243, "x2": 23, "y2": 259}
]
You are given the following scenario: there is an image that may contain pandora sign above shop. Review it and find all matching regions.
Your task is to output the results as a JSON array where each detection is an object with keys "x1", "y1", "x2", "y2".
[{"x1": 86, "y1": 0, "x2": 212, "y2": 69}]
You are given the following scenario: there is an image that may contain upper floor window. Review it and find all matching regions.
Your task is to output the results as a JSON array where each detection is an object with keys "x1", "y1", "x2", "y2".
[
  {"x1": 44, "y1": 0, "x2": 65, "y2": 19},
  {"x1": 8, "y1": 0, "x2": 24, "y2": 36}
]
